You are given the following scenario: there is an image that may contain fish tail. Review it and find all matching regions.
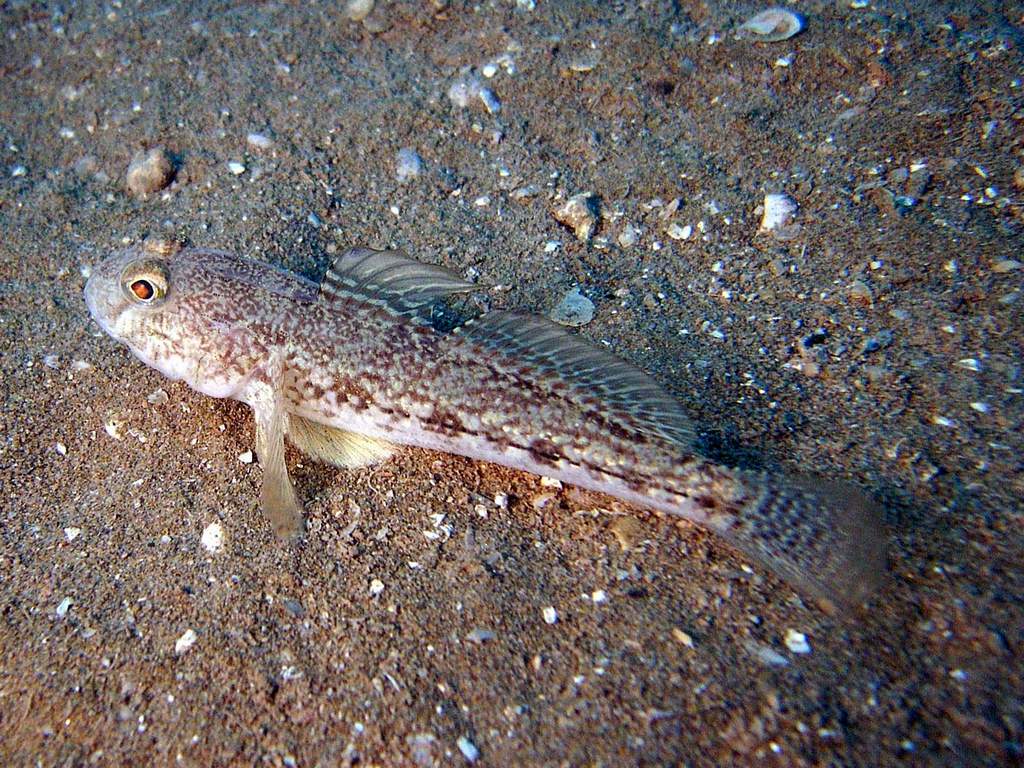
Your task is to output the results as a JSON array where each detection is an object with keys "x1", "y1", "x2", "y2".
[{"x1": 712, "y1": 470, "x2": 887, "y2": 610}]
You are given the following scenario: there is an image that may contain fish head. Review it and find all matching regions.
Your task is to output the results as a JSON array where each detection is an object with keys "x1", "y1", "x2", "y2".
[
  {"x1": 85, "y1": 246, "x2": 315, "y2": 397},
  {"x1": 85, "y1": 247, "x2": 178, "y2": 347}
]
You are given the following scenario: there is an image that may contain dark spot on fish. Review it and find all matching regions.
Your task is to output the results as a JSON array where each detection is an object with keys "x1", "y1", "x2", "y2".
[{"x1": 528, "y1": 438, "x2": 566, "y2": 468}]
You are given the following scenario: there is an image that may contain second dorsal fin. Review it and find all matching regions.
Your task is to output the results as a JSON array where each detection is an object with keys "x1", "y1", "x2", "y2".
[
  {"x1": 319, "y1": 247, "x2": 478, "y2": 318},
  {"x1": 454, "y1": 311, "x2": 697, "y2": 449}
]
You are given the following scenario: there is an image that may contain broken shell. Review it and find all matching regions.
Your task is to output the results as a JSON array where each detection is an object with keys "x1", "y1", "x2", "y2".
[
  {"x1": 758, "y1": 193, "x2": 798, "y2": 233},
  {"x1": 738, "y1": 8, "x2": 805, "y2": 42},
  {"x1": 552, "y1": 193, "x2": 599, "y2": 242}
]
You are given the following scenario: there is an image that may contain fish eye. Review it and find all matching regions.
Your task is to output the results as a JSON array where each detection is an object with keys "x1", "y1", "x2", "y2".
[
  {"x1": 130, "y1": 279, "x2": 155, "y2": 301},
  {"x1": 121, "y1": 259, "x2": 169, "y2": 305}
]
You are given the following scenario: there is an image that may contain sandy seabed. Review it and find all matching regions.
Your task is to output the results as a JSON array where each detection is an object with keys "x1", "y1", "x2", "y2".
[{"x1": 1, "y1": 1, "x2": 1022, "y2": 765}]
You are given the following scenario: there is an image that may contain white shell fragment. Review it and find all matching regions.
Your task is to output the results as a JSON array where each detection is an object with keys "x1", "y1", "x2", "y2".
[
  {"x1": 542, "y1": 606, "x2": 558, "y2": 624},
  {"x1": 550, "y1": 288, "x2": 595, "y2": 327},
  {"x1": 395, "y1": 147, "x2": 424, "y2": 183},
  {"x1": 759, "y1": 193, "x2": 799, "y2": 234},
  {"x1": 200, "y1": 522, "x2": 224, "y2": 553},
  {"x1": 457, "y1": 736, "x2": 480, "y2": 762},
  {"x1": 175, "y1": 628, "x2": 198, "y2": 655},
  {"x1": 785, "y1": 629, "x2": 812, "y2": 654},
  {"x1": 738, "y1": 8, "x2": 805, "y2": 42}
]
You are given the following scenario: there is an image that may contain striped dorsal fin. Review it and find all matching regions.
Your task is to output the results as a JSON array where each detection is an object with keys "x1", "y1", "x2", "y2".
[
  {"x1": 454, "y1": 310, "x2": 696, "y2": 449},
  {"x1": 319, "y1": 247, "x2": 477, "y2": 319}
]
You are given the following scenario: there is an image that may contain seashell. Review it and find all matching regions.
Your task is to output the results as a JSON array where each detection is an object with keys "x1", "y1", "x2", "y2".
[
  {"x1": 759, "y1": 193, "x2": 798, "y2": 233},
  {"x1": 738, "y1": 8, "x2": 805, "y2": 42}
]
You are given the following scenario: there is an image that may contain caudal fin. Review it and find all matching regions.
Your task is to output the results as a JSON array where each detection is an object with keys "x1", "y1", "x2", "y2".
[{"x1": 717, "y1": 471, "x2": 887, "y2": 610}]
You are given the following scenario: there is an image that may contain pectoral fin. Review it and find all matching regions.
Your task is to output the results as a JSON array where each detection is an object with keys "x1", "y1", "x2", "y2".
[
  {"x1": 253, "y1": 394, "x2": 304, "y2": 539},
  {"x1": 287, "y1": 414, "x2": 395, "y2": 468}
]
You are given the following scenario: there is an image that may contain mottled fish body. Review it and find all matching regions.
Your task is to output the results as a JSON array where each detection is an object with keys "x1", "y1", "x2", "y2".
[{"x1": 85, "y1": 243, "x2": 886, "y2": 608}]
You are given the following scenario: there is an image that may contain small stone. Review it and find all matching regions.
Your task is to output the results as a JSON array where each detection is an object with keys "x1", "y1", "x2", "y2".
[
  {"x1": 73, "y1": 156, "x2": 98, "y2": 177},
  {"x1": 55, "y1": 443, "x2": 68, "y2": 456},
  {"x1": 550, "y1": 287, "x2": 595, "y2": 327},
  {"x1": 246, "y1": 132, "x2": 274, "y2": 150},
  {"x1": 666, "y1": 222, "x2": 692, "y2": 240},
  {"x1": 907, "y1": 168, "x2": 932, "y2": 198},
  {"x1": 466, "y1": 628, "x2": 495, "y2": 643},
  {"x1": 511, "y1": 184, "x2": 539, "y2": 201},
  {"x1": 847, "y1": 280, "x2": 873, "y2": 306},
  {"x1": 175, "y1": 628, "x2": 198, "y2": 655},
  {"x1": 784, "y1": 629, "x2": 811, "y2": 654},
  {"x1": 672, "y1": 628, "x2": 695, "y2": 648},
  {"x1": 992, "y1": 259, "x2": 1021, "y2": 274},
  {"x1": 618, "y1": 223, "x2": 639, "y2": 248},
  {"x1": 227, "y1": 161, "x2": 246, "y2": 175},
  {"x1": 343, "y1": 0, "x2": 374, "y2": 21},
  {"x1": 11, "y1": 165, "x2": 27, "y2": 178},
  {"x1": 238, "y1": 451, "x2": 254, "y2": 464},
  {"x1": 542, "y1": 606, "x2": 558, "y2": 625},
  {"x1": 552, "y1": 193, "x2": 599, "y2": 241},
  {"x1": 456, "y1": 736, "x2": 479, "y2": 763},
  {"x1": 395, "y1": 147, "x2": 423, "y2": 183},
  {"x1": 859, "y1": 329, "x2": 893, "y2": 354},
  {"x1": 126, "y1": 147, "x2": 175, "y2": 196},
  {"x1": 607, "y1": 515, "x2": 644, "y2": 551},
  {"x1": 758, "y1": 193, "x2": 798, "y2": 235},
  {"x1": 56, "y1": 597, "x2": 73, "y2": 618},
  {"x1": 369, "y1": 578, "x2": 385, "y2": 596},
  {"x1": 591, "y1": 589, "x2": 608, "y2": 604},
  {"x1": 147, "y1": 388, "x2": 169, "y2": 405},
  {"x1": 738, "y1": 8, "x2": 805, "y2": 42},
  {"x1": 200, "y1": 522, "x2": 224, "y2": 553},
  {"x1": 64, "y1": 527, "x2": 81, "y2": 542}
]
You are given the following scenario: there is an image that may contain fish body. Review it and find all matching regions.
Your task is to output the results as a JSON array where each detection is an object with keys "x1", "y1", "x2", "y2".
[{"x1": 84, "y1": 243, "x2": 886, "y2": 608}]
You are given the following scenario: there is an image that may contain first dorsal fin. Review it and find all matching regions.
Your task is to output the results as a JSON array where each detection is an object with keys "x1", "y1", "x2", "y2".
[
  {"x1": 319, "y1": 247, "x2": 478, "y2": 319},
  {"x1": 454, "y1": 311, "x2": 697, "y2": 449}
]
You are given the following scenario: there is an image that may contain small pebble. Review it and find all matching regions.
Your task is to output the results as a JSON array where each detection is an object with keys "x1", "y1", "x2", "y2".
[
  {"x1": 369, "y1": 578, "x2": 385, "y2": 596},
  {"x1": 147, "y1": 388, "x2": 169, "y2": 405},
  {"x1": 56, "y1": 597, "x2": 72, "y2": 619},
  {"x1": 200, "y1": 522, "x2": 224, "y2": 554},
  {"x1": 591, "y1": 589, "x2": 608, "y2": 604},
  {"x1": 618, "y1": 223, "x2": 639, "y2": 248},
  {"x1": 126, "y1": 147, "x2": 175, "y2": 196},
  {"x1": 11, "y1": 165, "x2": 27, "y2": 178},
  {"x1": 55, "y1": 443, "x2": 68, "y2": 456},
  {"x1": 343, "y1": 0, "x2": 375, "y2": 21},
  {"x1": 175, "y1": 628, "x2": 197, "y2": 655},
  {"x1": 738, "y1": 8, "x2": 805, "y2": 42},
  {"x1": 607, "y1": 515, "x2": 644, "y2": 551},
  {"x1": 246, "y1": 132, "x2": 274, "y2": 150},
  {"x1": 666, "y1": 222, "x2": 692, "y2": 240},
  {"x1": 238, "y1": 451, "x2": 254, "y2": 464},
  {"x1": 550, "y1": 287, "x2": 595, "y2": 327},
  {"x1": 395, "y1": 147, "x2": 423, "y2": 183},
  {"x1": 552, "y1": 193, "x2": 599, "y2": 241},
  {"x1": 847, "y1": 280, "x2": 873, "y2": 306},
  {"x1": 227, "y1": 161, "x2": 246, "y2": 176},
  {"x1": 64, "y1": 527, "x2": 81, "y2": 542},
  {"x1": 759, "y1": 193, "x2": 798, "y2": 235},
  {"x1": 456, "y1": 736, "x2": 479, "y2": 763},
  {"x1": 542, "y1": 606, "x2": 558, "y2": 625},
  {"x1": 785, "y1": 629, "x2": 811, "y2": 654},
  {"x1": 672, "y1": 628, "x2": 695, "y2": 648}
]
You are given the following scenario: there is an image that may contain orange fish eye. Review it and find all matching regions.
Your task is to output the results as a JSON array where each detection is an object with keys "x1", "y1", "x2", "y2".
[{"x1": 131, "y1": 279, "x2": 154, "y2": 301}]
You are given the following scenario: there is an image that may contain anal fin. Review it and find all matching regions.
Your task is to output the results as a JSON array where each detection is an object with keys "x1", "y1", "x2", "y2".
[{"x1": 287, "y1": 413, "x2": 395, "y2": 468}]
